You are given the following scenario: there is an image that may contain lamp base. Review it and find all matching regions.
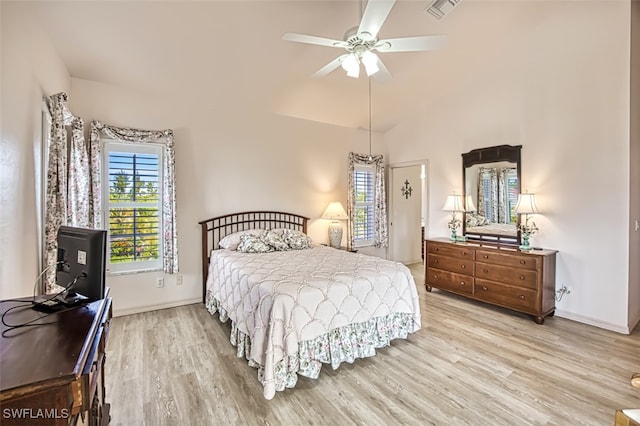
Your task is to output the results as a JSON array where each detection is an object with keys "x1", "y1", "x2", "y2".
[
  {"x1": 328, "y1": 222, "x2": 343, "y2": 249},
  {"x1": 519, "y1": 235, "x2": 532, "y2": 251}
]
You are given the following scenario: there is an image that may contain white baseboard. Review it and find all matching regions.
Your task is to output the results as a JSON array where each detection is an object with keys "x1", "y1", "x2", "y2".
[
  {"x1": 555, "y1": 309, "x2": 631, "y2": 335},
  {"x1": 113, "y1": 298, "x2": 201, "y2": 317}
]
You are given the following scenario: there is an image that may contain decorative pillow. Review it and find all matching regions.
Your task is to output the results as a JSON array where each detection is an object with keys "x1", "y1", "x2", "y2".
[
  {"x1": 236, "y1": 234, "x2": 274, "y2": 253},
  {"x1": 260, "y1": 229, "x2": 290, "y2": 251},
  {"x1": 282, "y1": 228, "x2": 312, "y2": 250},
  {"x1": 466, "y1": 213, "x2": 490, "y2": 227},
  {"x1": 219, "y1": 229, "x2": 265, "y2": 250}
]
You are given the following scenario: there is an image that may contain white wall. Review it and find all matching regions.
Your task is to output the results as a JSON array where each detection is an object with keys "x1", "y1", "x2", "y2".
[
  {"x1": 385, "y1": 1, "x2": 634, "y2": 332},
  {"x1": 629, "y1": 1, "x2": 640, "y2": 330},
  {"x1": 69, "y1": 78, "x2": 385, "y2": 315},
  {"x1": 0, "y1": 2, "x2": 71, "y2": 299}
]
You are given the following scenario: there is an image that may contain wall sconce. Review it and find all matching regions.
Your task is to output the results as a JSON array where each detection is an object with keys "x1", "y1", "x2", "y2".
[
  {"x1": 442, "y1": 194, "x2": 464, "y2": 241},
  {"x1": 321, "y1": 202, "x2": 349, "y2": 248},
  {"x1": 515, "y1": 192, "x2": 539, "y2": 251}
]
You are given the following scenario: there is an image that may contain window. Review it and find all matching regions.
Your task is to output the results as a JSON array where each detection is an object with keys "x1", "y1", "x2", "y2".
[
  {"x1": 102, "y1": 141, "x2": 163, "y2": 274},
  {"x1": 353, "y1": 164, "x2": 375, "y2": 246}
]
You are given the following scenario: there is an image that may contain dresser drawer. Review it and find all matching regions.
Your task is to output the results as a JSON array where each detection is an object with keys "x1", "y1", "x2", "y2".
[
  {"x1": 476, "y1": 262, "x2": 538, "y2": 289},
  {"x1": 476, "y1": 249, "x2": 539, "y2": 270},
  {"x1": 427, "y1": 254, "x2": 474, "y2": 276},
  {"x1": 426, "y1": 267, "x2": 474, "y2": 295},
  {"x1": 475, "y1": 279, "x2": 538, "y2": 311},
  {"x1": 427, "y1": 242, "x2": 474, "y2": 260}
]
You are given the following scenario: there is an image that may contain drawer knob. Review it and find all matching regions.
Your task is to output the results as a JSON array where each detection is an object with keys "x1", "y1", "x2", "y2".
[
  {"x1": 483, "y1": 269, "x2": 488, "y2": 273},
  {"x1": 519, "y1": 295, "x2": 525, "y2": 299},
  {"x1": 482, "y1": 255, "x2": 489, "y2": 259},
  {"x1": 520, "y1": 275, "x2": 525, "y2": 280},
  {"x1": 434, "y1": 259, "x2": 439, "y2": 264},
  {"x1": 460, "y1": 264, "x2": 465, "y2": 269},
  {"x1": 462, "y1": 251, "x2": 467, "y2": 256},
  {"x1": 460, "y1": 281, "x2": 466, "y2": 286},
  {"x1": 520, "y1": 260, "x2": 526, "y2": 264},
  {"x1": 435, "y1": 248, "x2": 439, "y2": 251},
  {"x1": 433, "y1": 274, "x2": 439, "y2": 279},
  {"x1": 482, "y1": 286, "x2": 488, "y2": 291}
]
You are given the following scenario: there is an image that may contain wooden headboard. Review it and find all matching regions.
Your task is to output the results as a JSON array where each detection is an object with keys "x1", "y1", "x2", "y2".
[{"x1": 198, "y1": 211, "x2": 309, "y2": 303}]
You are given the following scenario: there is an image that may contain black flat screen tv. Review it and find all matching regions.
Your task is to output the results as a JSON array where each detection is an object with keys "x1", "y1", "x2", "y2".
[
  {"x1": 33, "y1": 226, "x2": 107, "y2": 313},
  {"x1": 55, "y1": 226, "x2": 107, "y2": 304}
]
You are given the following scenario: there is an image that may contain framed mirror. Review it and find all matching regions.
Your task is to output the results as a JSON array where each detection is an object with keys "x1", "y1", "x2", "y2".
[{"x1": 462, "y1": 145, "x2": 522, "y2": 245}]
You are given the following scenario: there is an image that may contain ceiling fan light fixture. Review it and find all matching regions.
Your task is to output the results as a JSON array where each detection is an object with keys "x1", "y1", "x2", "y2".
[
  {"x1": 341, "y1": 53, "x2": 360, "y2": 78},
  {"x1": 361, "y1": 50, "x2": 380, "y2": 76}
]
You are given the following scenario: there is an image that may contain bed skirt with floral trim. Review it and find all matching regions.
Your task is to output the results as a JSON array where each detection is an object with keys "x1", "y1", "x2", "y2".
[{"x1": 205, "y1": 290, "x2": 418, "y2": 398}]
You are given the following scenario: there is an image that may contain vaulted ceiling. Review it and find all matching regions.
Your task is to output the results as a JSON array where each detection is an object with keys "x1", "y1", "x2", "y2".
[{"x1": 22, "y1": 0, "x2": 545, "y2": 133}]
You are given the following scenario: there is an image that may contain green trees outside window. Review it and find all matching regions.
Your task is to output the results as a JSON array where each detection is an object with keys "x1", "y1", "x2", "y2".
[{"x1": 108, "y1": 152, "x2": 160, "y2": 264}]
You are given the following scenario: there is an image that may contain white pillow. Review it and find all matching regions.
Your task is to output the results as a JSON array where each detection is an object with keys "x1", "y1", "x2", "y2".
[{"x1": 218, "y1": 229, "x2": 265, "y2": 250}]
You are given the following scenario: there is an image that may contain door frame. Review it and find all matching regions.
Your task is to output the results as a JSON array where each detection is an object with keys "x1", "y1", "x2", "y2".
[{"x1": 388, "y1": 159, "x2": 430, "y2": 264}]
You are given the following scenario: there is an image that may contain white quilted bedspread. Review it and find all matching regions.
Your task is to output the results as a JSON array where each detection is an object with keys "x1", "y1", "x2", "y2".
[{"x1": 206, "y1": 245, "x2": 421, "y2": 397}]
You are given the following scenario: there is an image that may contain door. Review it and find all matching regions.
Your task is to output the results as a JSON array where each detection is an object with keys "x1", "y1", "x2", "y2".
[{"x1": 390, "y1": 165, "x2": 423, "y2": 264}]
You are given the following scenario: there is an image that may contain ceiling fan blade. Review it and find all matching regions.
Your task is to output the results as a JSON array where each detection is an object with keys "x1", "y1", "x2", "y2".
[
  {"x1": 375, "y1": 35, "x2": 447, "y2": 52},
  {"x1": 358, "y1": 0, "x2": 396, "y2": 40},
  {"x1": 312, "y1": 55, "x2": 348, "y2": 78},
  {"x1": 372, "y1": 57, "x2": 391, "y2": 82},
  {"x1": 283, "y1": 33, "x2": 348, "y2": 48}
]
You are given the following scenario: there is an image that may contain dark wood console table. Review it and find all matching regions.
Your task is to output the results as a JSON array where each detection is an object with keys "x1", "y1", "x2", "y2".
[{"x1": 0, "y1": 290, "x2": 112, "y2": 425}]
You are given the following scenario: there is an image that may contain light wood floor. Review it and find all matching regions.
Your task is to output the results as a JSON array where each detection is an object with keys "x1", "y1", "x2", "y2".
[{"x1": 106, "y1": 264, "x2": 640, "y2": 425}]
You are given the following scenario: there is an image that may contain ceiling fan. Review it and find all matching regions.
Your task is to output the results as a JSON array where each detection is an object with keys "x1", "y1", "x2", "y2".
[{"x1": 283, "y1": 0, "x2": 446, "y2": 81}]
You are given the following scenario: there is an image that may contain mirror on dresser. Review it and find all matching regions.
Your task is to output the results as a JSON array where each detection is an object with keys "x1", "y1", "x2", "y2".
[{"x1": 462, "y1": 145, "x2": 522, "y2": 245}]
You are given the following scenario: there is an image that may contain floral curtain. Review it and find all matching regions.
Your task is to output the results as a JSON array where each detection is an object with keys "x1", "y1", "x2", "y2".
[
  {"x1": 89, "y1": 121, "x2": 178, "y2": 274},
  {"x1": 44, "y1": 93, "x2": 70, "y2": 292},
  {"x1": 347, "y1": 152, "x2": 388, "y2": 249},
  {"x1": 67, "y1": 116, "x2": 90, "y2": 227},
  {"x1": 44, "y1": 93, "x2": 88, "y2": 292}
]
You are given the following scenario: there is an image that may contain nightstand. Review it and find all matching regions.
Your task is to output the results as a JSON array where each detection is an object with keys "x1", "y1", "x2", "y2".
[
  {"x1": 337, "y1": 246, "x2": 358, "y2": 253},
  {"x1": 322, "y1": 244, "x2": 358, "y2": 253}
]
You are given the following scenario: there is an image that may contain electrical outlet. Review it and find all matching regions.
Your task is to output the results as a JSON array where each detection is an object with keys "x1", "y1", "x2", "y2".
[
  {"x1": 156, "y1": 277, "x2": 164, "y2": 288},
  {"x1": 175, "y1": 274, "x2": 183, "y2": 285}
]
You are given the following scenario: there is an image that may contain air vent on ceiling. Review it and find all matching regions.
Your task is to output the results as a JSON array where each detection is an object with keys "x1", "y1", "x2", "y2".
[{"x1": 425, "y1": 0, "x2": 460, "y2": 19}]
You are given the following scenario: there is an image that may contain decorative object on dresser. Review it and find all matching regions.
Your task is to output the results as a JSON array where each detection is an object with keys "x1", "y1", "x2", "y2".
[
  {"x1": 425, "y1": 238, "x2": 557, "y2": 324},
  {"x1": 321, "y1": 202, "x2": 349, "y2": 248},
  {"x1": 442, "y1": 193, "x2": 464, "y2": 241},
  {"x1": 0, "y1": 290, "x2": 112, "y2": 425},
  {"x1": 514, "y1": 192, "x2": 539, "y2": 251}
]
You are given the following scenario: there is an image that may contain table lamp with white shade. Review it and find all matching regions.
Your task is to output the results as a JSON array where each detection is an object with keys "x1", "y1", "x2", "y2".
[
  {"x1": 322, "y1": 202, "x2": 349, "y2": 248},
  {"x1": 515, "y1": 192, "x2": 539, "y2": 251},
  {"x1": 465, "y1": 195, "x2": 477, "y2": 212},
  {"x1": 442, "y1": 194, "x2": 464, "y2": 241}
]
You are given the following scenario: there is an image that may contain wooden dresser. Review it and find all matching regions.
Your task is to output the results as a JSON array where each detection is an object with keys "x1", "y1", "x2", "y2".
[
  {"x1": 425, "y1": 238, "x2": 557, "y2": 324},
  {"x1": 0, "y1": 290, "x2": 112, "y2": 425}
]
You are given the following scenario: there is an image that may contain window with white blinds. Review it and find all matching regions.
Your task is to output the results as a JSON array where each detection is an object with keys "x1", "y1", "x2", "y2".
[
  {"x1": 103, "y1": 141, "x2": 163, "y2": 273},
  {"x1": 353, "y1": 164, "x2": 375, "y2": 246}
]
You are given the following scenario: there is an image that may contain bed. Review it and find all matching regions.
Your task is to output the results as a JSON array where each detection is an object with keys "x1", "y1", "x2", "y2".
[{"x1": 199, "y1": 211, "x2": 421, "y2": 399}]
